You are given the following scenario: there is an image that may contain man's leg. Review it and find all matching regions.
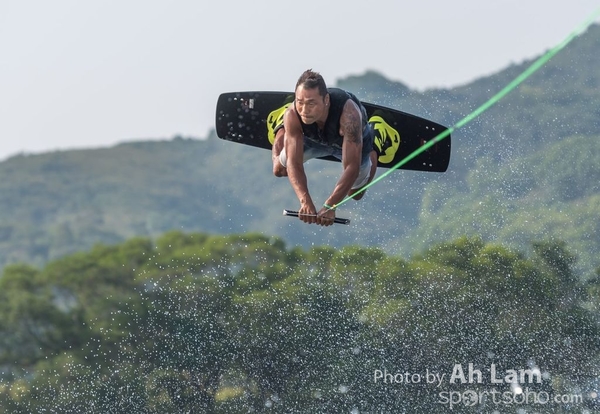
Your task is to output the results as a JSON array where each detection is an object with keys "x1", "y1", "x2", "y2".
[
  {"x1": 347, "y1": 150, "x2": 378, "y2": 200},
  {"x1": 272, "y1": 127, "x2": 287, "y2": 177},
  {"x1": 273, "y1": 130, "x2": 333, "y2": 177}
]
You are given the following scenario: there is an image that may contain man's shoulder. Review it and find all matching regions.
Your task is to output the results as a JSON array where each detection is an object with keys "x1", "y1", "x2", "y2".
[
  {"x1": 327, "y1": 87, "x2": 350, "y2": 98},
  {"x1": 328, "y1": 88, "x2": 361, "y2": 108}
]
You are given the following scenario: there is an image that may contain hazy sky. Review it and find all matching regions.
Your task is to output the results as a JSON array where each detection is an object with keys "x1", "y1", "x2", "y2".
[{"x1": 1, "y1": 1, "x2": 599, "y2": 161}]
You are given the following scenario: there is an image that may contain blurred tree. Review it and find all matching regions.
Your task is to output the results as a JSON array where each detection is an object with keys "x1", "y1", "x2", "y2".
[{"x1": 1, "y1": 232, "x2": 599, "y2": 413}]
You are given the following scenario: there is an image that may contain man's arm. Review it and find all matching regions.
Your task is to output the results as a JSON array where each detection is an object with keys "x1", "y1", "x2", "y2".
[
  {"x1": 324, "y1": 99, "x2": 363, "y2": 208},
  {"x1": 283, "y1": 108, "x2": 318, "y2": 223}
]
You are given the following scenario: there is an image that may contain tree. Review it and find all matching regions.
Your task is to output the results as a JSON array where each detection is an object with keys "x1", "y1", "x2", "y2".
[{"x1": 1, "y1": 233, "x2": 599, "y2": 413}]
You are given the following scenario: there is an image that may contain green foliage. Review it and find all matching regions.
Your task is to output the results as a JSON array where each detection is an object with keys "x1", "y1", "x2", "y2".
[{"x1": 0, "y1": 232, "x2": 598, "y2": 412}]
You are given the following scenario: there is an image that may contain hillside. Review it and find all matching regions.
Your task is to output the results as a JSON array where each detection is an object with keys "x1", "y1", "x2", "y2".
[{"x1": 0, "y1": 24, "x2": 599, "y2": 274}]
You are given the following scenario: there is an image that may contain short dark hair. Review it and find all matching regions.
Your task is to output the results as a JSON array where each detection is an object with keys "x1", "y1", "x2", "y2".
[{"x1": 295, "y1": 69, "x2": 327, "y2": 97}]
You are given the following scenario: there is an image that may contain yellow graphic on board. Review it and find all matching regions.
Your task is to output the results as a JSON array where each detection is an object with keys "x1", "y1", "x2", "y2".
[
  {"x1": 267, "y1": 103, "x2": 292, "y2": 145},
  {"x1": 370, "y1": 115, "x2": 400, "y2": 164}
]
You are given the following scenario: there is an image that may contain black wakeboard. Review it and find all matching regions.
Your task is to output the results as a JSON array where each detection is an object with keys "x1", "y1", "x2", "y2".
[{"x1": 215, "y1": 91, "x2": 450, "y2": 172}]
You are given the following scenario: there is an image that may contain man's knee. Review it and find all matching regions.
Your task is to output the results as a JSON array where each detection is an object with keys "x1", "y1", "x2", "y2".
[{"x1": 350, "y1": 189, "x2": 366, "y2": 200}]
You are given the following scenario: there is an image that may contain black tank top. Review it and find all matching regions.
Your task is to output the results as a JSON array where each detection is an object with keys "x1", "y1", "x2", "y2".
[{"x1": 295, "y1": 87, "x2": 371, "y2": 151}]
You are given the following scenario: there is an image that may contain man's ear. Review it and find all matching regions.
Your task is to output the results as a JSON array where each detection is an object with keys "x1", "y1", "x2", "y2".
[{"x1": 325, "y1": 93, "x2": 330, "y2": 106}]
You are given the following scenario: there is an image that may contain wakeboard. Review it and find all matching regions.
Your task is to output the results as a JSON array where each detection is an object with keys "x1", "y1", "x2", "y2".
[{"x1": 215, "y1": 91, "x2": 450, "y2": 173}]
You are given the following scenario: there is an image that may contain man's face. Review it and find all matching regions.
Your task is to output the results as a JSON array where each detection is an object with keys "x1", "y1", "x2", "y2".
[{"x1": 295, "y1": 85, "x2": 328, "y2": 125}]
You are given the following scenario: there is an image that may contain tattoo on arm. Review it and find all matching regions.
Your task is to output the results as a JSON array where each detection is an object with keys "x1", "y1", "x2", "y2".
[{"x1": 340, "y1": 102, "x2": 362, "y2": 144}]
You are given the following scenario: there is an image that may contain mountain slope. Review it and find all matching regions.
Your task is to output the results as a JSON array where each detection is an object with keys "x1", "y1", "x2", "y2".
[{"x1": 414, "y1": 134, "x2": 600, "y2": 275}]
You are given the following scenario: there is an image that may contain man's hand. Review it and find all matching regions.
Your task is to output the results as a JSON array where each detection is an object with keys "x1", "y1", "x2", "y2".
[
  {"x1": 316, "y1": 206, "x2": 336, "y2": 227},
  {"x1": 298, "y1": 201, "x2": 317, "y2": 224},
  {"x1": 297, "y1": 203, "x2": 336, "y2": 226}
]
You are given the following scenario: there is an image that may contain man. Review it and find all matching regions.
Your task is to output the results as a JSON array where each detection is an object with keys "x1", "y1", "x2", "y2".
[{"x1": 272, "y1": 69, "x2": 378, "y2": 226}]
